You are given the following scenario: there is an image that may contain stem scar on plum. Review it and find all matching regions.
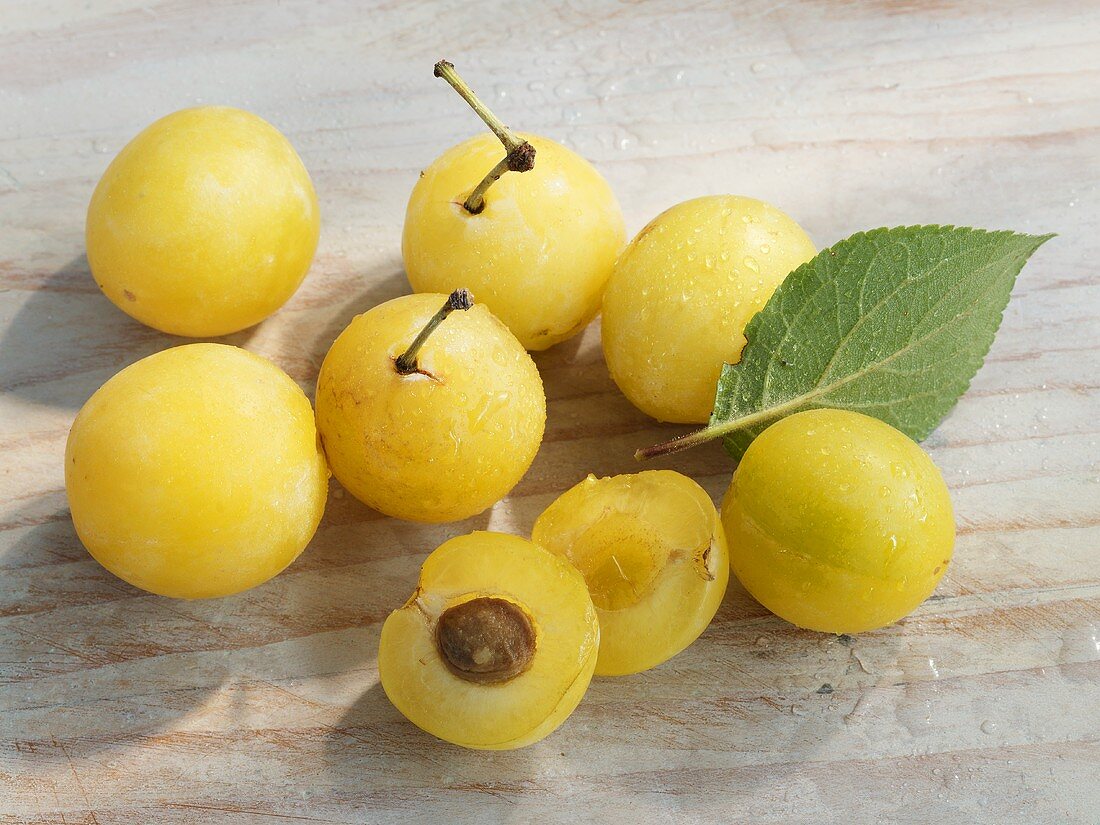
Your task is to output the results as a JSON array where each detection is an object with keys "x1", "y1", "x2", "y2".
[
  {"x1": 695, "y1": 541, "x2": 716, "y2": 581},
  {"x1": 435, "y1": 596, "x2": 536, "y2": 685},
  {"x1": 393, "y1": 288, "x2": 473, "y2": 379},
  {"x1": 434, "y1": 59, "x2": 536, "y2": 215}
]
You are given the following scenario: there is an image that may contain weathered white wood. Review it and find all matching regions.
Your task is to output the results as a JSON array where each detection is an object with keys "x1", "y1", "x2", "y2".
[{"x1": 1, "y1": 1, "x2": 1098, "y2": 822}]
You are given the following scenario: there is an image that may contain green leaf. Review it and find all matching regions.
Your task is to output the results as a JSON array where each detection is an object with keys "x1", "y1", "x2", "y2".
[{"x1": 692, "y1": 225, "x2": 1052, "y2": 461}]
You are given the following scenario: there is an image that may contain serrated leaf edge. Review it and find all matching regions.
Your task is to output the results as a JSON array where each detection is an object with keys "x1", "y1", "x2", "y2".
[
  {"x1": 710, "y1": 225, "x2": 1053, "y2": 450},
  {"x1": 637, "y1": 226, "x2": 1054, "y2": 462}
]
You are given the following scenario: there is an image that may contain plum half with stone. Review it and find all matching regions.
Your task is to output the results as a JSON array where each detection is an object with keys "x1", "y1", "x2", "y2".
[
  {"x1": 65, "y1": 344, "x2": 330, "y2": 599},
  {"x1": 602, "y1": 195, "x2": 816, "y2": 423},
  {"x1": 402, "y1": 61, "x2": 625, "y2": 350},
  {"x1": 86, "y1": 107, "x2": 319, "y2": 336},
  {"x1": 379, "y1": 531, "x2": 599, "y2": 749},
  {"x1": 721, "y1": 408, "x2": 955, "y2": 634},
  {"x1": 532, "y1": 470, "x2": 729, "y2": 675},
  {"x1": 315, "y1": 290, "x2": 545, "y2": 523}
]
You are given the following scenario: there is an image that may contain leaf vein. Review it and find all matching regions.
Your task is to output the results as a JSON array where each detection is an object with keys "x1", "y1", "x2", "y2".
[{"x1": 700, "y1": 227, "x2": 1052, "y2": 461}]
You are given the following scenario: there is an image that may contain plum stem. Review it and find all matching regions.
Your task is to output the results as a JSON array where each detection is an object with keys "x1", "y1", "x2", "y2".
[
  {"x1": 434, "y1": 59, "x2": 536, "y2": 214},
  {"x1": 395, "y1": 289, "x2": 473, "y2": 374}
]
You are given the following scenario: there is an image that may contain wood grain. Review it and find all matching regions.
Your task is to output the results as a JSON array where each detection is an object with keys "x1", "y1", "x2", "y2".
[{"x1": 1, "y1": 1, "x2": 1098, "y2": 822}]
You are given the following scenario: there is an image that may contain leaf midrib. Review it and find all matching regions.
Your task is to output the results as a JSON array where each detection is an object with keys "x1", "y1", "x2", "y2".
[{"x1": 753, "y1": 231, "x2": 967, "y2": 411}]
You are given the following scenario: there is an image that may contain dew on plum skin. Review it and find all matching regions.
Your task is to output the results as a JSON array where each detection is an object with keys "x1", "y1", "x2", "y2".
[
  {"x1": 404, "y1": 128, "x2": 624, "y2": 351},
  {"x1": 315, "y1": 294, "x2": 544, "y2": 523},
  {"x1": 603, "y1": 195, "x2": 816, "y2": 423},
  {"x1": 721, "y1": 409, "x2": 955, "y2": 634}
]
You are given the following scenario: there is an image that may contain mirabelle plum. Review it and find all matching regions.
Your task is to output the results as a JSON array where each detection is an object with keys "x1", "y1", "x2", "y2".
[
  {"x1": 602, "y1": 195, "x2": 816, "y2": 423},
  {"x1": 86, "y1": 106, "x2": 319, "y2": 336},
  {"x1": 533, "y1": 471, "x2": 729, "y2": 675},
  {"x1": 721, "y1": 409, "x2": 955, "y2": 634},
  {"x1": 379, "y1": 532, "x2": 599, "y2": 749},
  {"x1": 402, "y1": 62, "x2": 625, "y2": 350},
  {"x1": 314, "y1": 291, "x2": 545, "y2": 523},
  {"x1": 65, "y1": 344, "x2": 329, "y2": 599}
]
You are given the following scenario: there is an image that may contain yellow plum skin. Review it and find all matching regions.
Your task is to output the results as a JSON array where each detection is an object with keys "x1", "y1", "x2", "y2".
[
  {"x1": 721, "y1": 409, "x2": 955, "y2": 634},
  {"x1": 601, "y1": 195, "x2": 816, "y2": 423},
  {"x1": 86, "y1": 107, "x2": 320, "y2": 336},
  {"x1": 402, "y1": 132, "x2": 626, "y2": 351},
  {"x1": 379, "y1": 532, "x2": 599, "y2": 750},
  {"x1": 314, "y1": 294, "x2": 545, "y2": 523},
  {"x1": 533, "y1": 471, "x2": 729, "y2": 676},
  {"x1": 65, "y1": 344, "x2": 330, "y2": 599}
]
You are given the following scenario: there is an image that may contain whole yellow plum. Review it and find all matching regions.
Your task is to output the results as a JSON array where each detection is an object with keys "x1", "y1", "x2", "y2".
[
  {"x1": 403, "y1": 132, "x2": 625, "y2": 351},
  {"x1": 86, "y1": 106, "x2": 319, "y2": 336},
  {"x1": 721, "y1": 409, "x2": 955, "y2": 634},
  {"x1": 65, "y1": 344, "x2": 330, "y2": 599},
  {"x1": 315, "y1": 292, "x2": 545, "y2": 523},
  {"x1": 602, "y1": 195, "x2": 816, "y2": 423}
]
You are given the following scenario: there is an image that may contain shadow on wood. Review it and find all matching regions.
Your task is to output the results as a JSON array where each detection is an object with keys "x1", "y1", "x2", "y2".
[
  {"x1": 0, "y1": 515, "x2": 228, "y2": 763},
  {"x1": 296, "y1": 260, "x2": 410, "y2": 388},
  {"x1": 0, "y1": 255, "x2": 258, "y2": 412},
  {"x1": 322, "y1": 679, "x2": 547, "y2": 808}
]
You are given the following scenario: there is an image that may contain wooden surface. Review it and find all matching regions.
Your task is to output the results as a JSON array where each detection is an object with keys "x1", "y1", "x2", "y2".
[{"x1": 2, "y1": 1, "x2": 1098, "y2": 822}]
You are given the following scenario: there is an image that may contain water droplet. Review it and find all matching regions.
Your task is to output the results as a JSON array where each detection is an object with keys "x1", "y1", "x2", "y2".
[
  {"x1": 980, "y1": 719, "x2": 997, "y2": 735},
  {"x1": 743, "y1": 256, "x2": 759, "y2": 272},
  {"x1": 751, "y1": 62, "x2": 766, "y2": 73}
]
